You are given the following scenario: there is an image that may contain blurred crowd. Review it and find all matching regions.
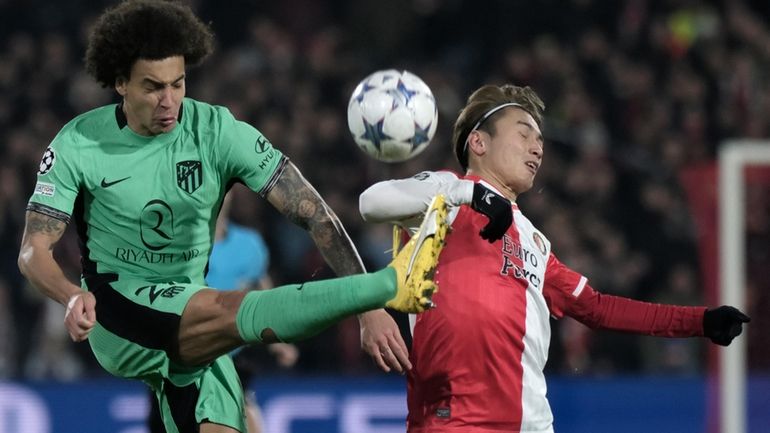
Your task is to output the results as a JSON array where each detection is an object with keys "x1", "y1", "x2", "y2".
[{"x1": 1, "y1": 0, "x2": 769, "y2": 381}]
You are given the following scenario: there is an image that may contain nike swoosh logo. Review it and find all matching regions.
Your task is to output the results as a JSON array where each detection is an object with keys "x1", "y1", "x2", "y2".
[{"x1": 100, "y1": 176, "x2": 131, "y2": 188}]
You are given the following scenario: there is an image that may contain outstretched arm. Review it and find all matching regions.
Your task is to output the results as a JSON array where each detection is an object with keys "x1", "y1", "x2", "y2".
[
  {"x1": 568, "y1": 288, "x2": 749, "y2": 345},
  {"x1": 18, "y1": 211, "x2": 95, "y2": 341},
  {"x1": 265, "y1": 161, "x2": 411, "y2": 372},
  {"x1": 544, "y1": 254, "x2": 750, "y2": 345},
  {"x1": 360, "y1": 171, "x2": 511, "y2": 241},
  {"x1": 359, "y1": 171, "x2": 473, "y2": 224},
  {"x1": 568, "y1": 287, "x2": 707, "y2": 337}
]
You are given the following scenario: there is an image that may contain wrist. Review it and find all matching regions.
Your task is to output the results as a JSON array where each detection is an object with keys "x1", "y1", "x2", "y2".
[
  {"x1": 65, "y1": 293, "x2": 82, "y2": 313},
  {"x1": 357, "y1": 309, "x2": 384, "y2": 322},
  {"x1": 696, "y1": 307, "x2": 709, "y2": 337},
  {"x1": 62, "y1": 284, "x2": 86, "y2": 306}
]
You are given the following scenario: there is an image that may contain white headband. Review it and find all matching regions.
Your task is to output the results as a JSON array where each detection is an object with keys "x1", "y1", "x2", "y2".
[{"x1": 462, "y1": 102, "x2": 524, "y2": 156}]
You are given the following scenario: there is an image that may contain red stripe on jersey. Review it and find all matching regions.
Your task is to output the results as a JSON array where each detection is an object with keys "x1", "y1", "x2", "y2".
[{"x1": 407, "y1": 204, "x2": 528, "y2": 432}]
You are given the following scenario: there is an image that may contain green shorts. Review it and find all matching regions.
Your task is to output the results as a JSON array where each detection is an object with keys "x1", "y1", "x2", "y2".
[{"x1": 86, "y1": 277, "x2": 246, "y2": 433}]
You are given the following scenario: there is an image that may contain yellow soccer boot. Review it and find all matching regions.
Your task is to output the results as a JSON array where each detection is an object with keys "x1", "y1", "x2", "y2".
[{"x1": 386, "y1": 194, "x2": 449, "y2": 313}]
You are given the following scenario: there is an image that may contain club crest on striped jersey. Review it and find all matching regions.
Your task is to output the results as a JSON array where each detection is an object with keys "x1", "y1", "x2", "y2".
[
  {"x1": 176, "y1": 160, "x2": 202, "y2": 194},
  {"x1": 532, "y1": 232, "x2": 547, "y2": 256}
]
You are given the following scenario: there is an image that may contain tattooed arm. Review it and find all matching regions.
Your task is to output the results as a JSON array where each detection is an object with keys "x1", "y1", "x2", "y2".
[
  {"x1": 18, "y1": 210, "x2": 95, "y2": 341},
  {"x1": 265, "y1": 161, "x2": 365, "y2": 276},
  {"x1": 265, "y1": 161, "x2": 413, "y2": 373}
]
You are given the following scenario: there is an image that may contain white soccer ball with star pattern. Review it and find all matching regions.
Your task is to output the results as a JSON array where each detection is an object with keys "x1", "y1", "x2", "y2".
[{"x1": 347, "y1": 69, "x2": 438, "y2": 162}]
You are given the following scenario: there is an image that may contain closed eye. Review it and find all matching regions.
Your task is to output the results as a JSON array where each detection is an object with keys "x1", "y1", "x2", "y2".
[{"x1": 141, "y1": 75, "x2": 185, "y2": 92}]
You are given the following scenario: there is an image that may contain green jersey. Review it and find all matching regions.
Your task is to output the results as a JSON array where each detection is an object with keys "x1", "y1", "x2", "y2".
[{"x1": 28, "y1": 98, "x2": 285, "y2": 286}]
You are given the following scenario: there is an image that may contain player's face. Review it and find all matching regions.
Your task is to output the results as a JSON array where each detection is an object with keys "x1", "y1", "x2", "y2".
[
  {"x1": 479, "y1": 108, "x2": 543, "y2": 196},
  {"x1": 116, "y1": 56, "x2": 186, "y2": 136}
]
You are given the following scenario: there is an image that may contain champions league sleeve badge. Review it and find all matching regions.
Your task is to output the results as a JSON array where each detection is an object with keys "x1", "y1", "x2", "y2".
[{"x1": 38, "y1": 147, "x2": 56, "y2": 175}]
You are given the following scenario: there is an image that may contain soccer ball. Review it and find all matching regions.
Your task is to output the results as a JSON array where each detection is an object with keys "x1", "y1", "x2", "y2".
[{"x1": 347, "y1": 69, "x2": 438, "y2": 162}]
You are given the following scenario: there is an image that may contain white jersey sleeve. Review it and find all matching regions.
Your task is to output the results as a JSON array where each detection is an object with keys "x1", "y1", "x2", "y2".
[{"x1": 359, "y1": 170, "x2": 474, "y2": 225}]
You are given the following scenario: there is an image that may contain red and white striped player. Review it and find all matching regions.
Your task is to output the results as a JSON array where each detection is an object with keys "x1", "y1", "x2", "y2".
[{"x1": 359, "y1": 84, "x2": 750, "y2": 433}]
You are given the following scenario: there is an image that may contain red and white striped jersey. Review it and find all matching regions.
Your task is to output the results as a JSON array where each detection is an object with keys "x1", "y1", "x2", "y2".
[{"x1": 359, "y1": 170, "x2": 706, "y2": 433}]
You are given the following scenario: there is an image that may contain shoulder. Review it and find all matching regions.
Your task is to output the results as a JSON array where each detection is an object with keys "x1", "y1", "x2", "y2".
[
  {"x1": 182, "y1": 98, "x2": 235, "y2": 123},
  {"x1": 180, "y1": 98, "x2": 248, "y2": 142},
  {"x1": 412, "y1": 169, "x2": 461, "y2": 182},
  {"x1": 437, "y1": 168, "x2": 462, "y2": 177},
  {"x1": 50, "y1": 104, "x2": 119, "y2": 151}
]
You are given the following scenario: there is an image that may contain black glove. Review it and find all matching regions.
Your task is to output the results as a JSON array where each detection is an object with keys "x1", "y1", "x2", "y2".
[
  {"x1": 703, "y1": 306, "x2": 751, "y2": 346},
  {"x1": 470, "y1": 183, "x2": 513, "y2": 242}
]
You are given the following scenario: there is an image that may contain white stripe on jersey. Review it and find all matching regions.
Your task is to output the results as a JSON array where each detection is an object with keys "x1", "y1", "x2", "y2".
[
  {"x1": 572, "y1": 276, "x2": 588, "y2": 298},
  {"x1": 514, "y1": 209, "x2": 556, "y2": 432}
]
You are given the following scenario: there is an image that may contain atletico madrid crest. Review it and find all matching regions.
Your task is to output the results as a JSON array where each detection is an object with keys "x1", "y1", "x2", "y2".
[{"x1": 176, "y1": 160, "x2": 202, "y2": 194}]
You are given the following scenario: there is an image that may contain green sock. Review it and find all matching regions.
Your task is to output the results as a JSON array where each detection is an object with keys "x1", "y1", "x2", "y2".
[{"x1": 235, "y1": 268, "x2": 396, "y2": 343}]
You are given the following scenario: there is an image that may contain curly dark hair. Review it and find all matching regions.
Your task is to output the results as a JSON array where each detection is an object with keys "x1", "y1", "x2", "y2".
[
  {"x1": 452, "y1": 84, "x2": 545, "y2": 171},
  {"x1": 85, "y1": 0, "x2": 215, "y2": 88}
]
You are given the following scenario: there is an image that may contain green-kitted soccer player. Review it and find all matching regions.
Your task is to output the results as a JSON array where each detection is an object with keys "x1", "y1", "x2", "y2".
[{"x1": 17, "y1": 2, "x2": 448, "y2": 432}]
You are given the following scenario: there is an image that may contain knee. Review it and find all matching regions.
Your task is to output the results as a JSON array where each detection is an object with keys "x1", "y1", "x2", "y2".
[
  {"x1": 211, "y1": 289, "x2": 250, "y2": 315},
  {"x1": 187, "y1": 288, "x2": 248, "y2": 319},
  {"x1": 176, "y1": 289, "x2": 249, "y2": 365}
]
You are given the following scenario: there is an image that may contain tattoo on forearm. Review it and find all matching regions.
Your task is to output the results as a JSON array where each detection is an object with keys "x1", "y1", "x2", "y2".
[
  {"x1": 27, "y1": 212, "x2": 66, "y2": 238},
  {"x1": 311, "y1": 214, "x2": 365, "y2": 275},
  {"x1": 271, "y1": 165, "x2": 364, "y2": 275},
  {"x1": 271, "y1": 165, "x2": 319, "y2": 229},
  {"x1": 297, "y1": 199, "x2": 317, "y2": 221}
]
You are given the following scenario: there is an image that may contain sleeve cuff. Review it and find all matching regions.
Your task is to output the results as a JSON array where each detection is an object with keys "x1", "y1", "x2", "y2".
[{"x1": 26, "y1": 202, "x2": 71, "y2": 225}]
